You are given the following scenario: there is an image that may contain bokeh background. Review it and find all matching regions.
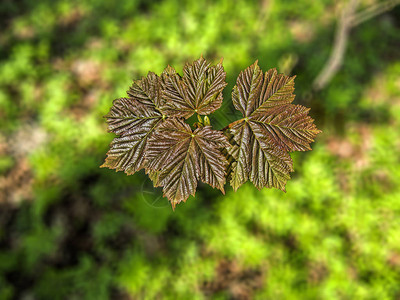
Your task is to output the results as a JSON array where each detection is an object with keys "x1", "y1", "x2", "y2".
[{"x1": 1, "y1": 0, "x2": 400, "y2": 299}]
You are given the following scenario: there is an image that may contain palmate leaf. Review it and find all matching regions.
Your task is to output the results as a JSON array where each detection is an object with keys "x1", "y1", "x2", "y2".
[
  {"x1": 101, "y1": 72, "x2": 166, "y2": 174},
  {"x1": 228, "y1": 61, "x2": 321, "y2": 191},
  {"x1": 228, "y1": 121, "x2": 294, "y2": 192},
  {"x1": 101, "y1": 56, "x2": 321, "y2": 209},
  {"x1": 161, "y1": 56, "x2": 227, "y2": 118},
  {"x1": 146, "y1": 118, "x2": 229, "y2": 209}
]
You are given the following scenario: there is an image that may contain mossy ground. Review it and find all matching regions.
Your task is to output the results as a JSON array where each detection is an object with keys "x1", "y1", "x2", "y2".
[{"x1": 1, "y1": 0, "x2": 400, "y2": 299}]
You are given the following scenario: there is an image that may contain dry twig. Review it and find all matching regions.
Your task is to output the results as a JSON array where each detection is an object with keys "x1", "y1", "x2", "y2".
[{"x1": 313, "y1": 0, "x2": 400, "y2": 91}]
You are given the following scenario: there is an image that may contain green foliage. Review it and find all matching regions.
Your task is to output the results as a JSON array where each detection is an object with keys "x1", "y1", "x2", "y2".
[{"x1": 1, "y1": 0, "x2": 400, "y2": 299}]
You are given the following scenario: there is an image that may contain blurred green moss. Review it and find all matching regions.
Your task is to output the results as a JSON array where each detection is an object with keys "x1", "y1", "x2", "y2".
[{"x1": 1, "y1": 0, "x2": 400, "y2": 299}]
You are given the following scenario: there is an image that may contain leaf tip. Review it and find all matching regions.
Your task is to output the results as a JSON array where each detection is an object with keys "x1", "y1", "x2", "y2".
[
  {"x1": 231, "y1": 182, "x2": 240, "y2": 192},
  {"x1": 220, "y1": 185, "x2": 225, "y2": 195},
  {"x1": 100, "y1": 159, "x2": 111, "y2": 169}
]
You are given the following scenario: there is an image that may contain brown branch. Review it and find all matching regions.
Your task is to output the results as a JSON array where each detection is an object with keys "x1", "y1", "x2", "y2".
[
  {"x1": 349, "y1": 0, "x2": 400, "y2": 27},
  {"x1": 313, "y1": 0, "x2": 400, "y2": 91},
  {"x1": 313, "y1": 0, "x2": 359, "y2": 91}
]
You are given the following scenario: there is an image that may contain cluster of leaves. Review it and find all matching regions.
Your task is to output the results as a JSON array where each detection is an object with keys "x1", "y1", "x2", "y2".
[{"x1": 102, "y1": 57, "x2": 321, "y2": 208}]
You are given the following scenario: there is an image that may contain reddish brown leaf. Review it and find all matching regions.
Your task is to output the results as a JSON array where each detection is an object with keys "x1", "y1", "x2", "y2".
[
  {"x1": 146, "y1": 118, "x2": 229, "y2": 208},
  {"x1": 227, "y1": 62, "x2": 320, "y2": 191}
]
